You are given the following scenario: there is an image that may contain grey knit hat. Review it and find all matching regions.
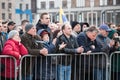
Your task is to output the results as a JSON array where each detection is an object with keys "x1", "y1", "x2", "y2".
[
  {"x1": 25, "y1": 24, "x2": 34, "y2": 32},
  {"x1": 8, "y1": 30, "x2": 18, "y2": 39}
]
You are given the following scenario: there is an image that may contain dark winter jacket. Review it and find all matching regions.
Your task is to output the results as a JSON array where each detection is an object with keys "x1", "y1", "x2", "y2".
[
  {"x1": 36, "y1": 21, "x2": 51, "y2": 33},
  {"x1": 21, "y1": 33, "x2": 44, "y2": 75},
  {"x1": 77, "y1": 32, "x2": 102, "y2": 52},
  {"x1": 77, "y1": 32, "x2": 106, "y2": 69},
  {"x1": 21, "y1": 33, "x2": 43, "y2": 55},
  {"x1": 0, "y1": 32, "x2": 7, "y2": 53},
  {"x1": 56, "y1": 34, "x2": 79, "y2": 65}
]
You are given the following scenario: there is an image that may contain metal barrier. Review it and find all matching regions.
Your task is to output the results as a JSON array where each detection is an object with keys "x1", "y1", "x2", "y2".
[
  {"x1": 72, "y1": 52, "x2": 108, "y2": 80},
  {"x1": 0, "y1": 55, "x2": 17, "y2": 80},
  {"x1": 19, "y1": 52, "x2": 108, "y2": 80},
  {"x1": 110, "y1": 51, "x2": 120, "y2": 80},
  {"x1": 19, "y1": 54, "x2": 72, "y2": 80}
]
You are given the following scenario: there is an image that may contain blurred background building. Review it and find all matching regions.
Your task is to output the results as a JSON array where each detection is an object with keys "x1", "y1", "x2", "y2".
[
  {"x1": 0, "y1": 0, "x2": 31, "y2": 24},
  {"x1": 0, "y1": 0, "x2": 120, "y2": 26}
]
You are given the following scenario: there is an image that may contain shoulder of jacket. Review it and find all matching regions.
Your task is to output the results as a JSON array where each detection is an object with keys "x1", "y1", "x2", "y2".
[{"x1": 5, "y1": 40, "x2": 15, "y2": 47}]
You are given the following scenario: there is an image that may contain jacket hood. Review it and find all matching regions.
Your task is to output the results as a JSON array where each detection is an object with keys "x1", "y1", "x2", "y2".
[{"x1": 37, "y1": 29, "x2": 49, "y2": 36}]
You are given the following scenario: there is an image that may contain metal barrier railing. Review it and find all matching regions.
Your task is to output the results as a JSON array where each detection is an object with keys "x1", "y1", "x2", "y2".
[
  {"x1": 0, "y1": 55, "x2": 17, "y2": 80},
  {"x1": 110, "y1": 51, "x2": 120, "y2": 80},
  {"x1": 72, "y1": 52, "x2": 108, "y2": 80},
  {"x1": 19, "y1": 52, "x2": 108, "y2": 80},
  {"x1": 19, "y1": 54, "x2": 72, "y2": 80}
]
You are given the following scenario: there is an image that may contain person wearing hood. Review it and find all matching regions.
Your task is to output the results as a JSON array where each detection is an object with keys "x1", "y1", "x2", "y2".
[
  {"x1": 36, "y1": 29, "x2": 66, "y2": 80},
  {"x1": 37, "y1": 29, "x2": 55, "y2": 53},
  {"x1": 108, "y1": 29, "x2": 120, "y2": 52}
]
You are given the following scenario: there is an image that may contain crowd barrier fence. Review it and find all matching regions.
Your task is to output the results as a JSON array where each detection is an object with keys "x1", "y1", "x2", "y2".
[
  {"x1": 110, "y1": 51, "x2": 120, "y2": 80},
  {"x1": 1, "y1": 52, "x2": 120, "y2": 80},
  {"x1": 0, "y1": 55, "x2": 17, "y2": 80}
]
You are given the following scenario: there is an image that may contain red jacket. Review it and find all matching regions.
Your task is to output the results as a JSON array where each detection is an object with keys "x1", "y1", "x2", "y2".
[{"x1": 1, "y1": 39, "x2": 28, "y2": 78}]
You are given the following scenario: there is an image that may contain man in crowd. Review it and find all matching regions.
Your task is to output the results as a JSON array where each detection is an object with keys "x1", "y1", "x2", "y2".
[
  {"x1": 21, "y1": 24, "x2": 48, "y2": 80},
  {"x1": 2, "y1": 21, "x2": 8, "y2": 40},
  {"x1": 77, "y1": 26, "x2": 102, "y2": 80},
  {"x1": 36, "y1": 12, "x2": 53, "y2": 41},
  {"x1": 56, "y1": 22, "x2": 84, "y2": 80},
  {"x1": 0, "y1": 22, "x2": 7, "y2": 53},
  {"x1": 36, "y1": 12, "x2": 51, "y2": 32},
  {"x1": 7, "y1": 21, "x2": 16, "y2": 33},
  {"x1": 19, "y1": 20, "x2": 29, "y2": 35},
  {"x1": 95, "y1": 24, "x2": 114, "y2": 80}
]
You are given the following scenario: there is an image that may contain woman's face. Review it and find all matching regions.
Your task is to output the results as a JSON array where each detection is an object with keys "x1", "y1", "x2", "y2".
[
  {"x1": 12, "y1": 32, "x2": 21, "y2": 42},
  {"x1": 42, "y1": 34, "x2": 49, "y2": 42}
]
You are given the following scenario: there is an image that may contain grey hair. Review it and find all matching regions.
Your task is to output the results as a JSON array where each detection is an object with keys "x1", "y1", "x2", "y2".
[{"x1": 8, "y1": 30, "x2": 18, "y2": 39}]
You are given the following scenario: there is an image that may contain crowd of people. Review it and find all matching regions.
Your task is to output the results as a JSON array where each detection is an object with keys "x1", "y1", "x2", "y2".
[{"x1": 0, "y1": 12, "x2": 120, "y2": 80}]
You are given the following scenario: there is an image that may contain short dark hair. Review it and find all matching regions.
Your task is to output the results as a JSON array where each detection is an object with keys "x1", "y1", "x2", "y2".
[
  {"x1": 21, "y1": 20, "x2": 29, "y2": 25},
  {"x1": 40, "y1": 12, "x2": 49, "y2": 19},
  {"x1": 2, "y1": 21, "x2": 8, "y2": 24},
  {"x1": 61, "y1": 24, "x2": 66, "y2": 30},
  {"x1": 86, "y1": 26, "x2": 99, "y2": 33}
]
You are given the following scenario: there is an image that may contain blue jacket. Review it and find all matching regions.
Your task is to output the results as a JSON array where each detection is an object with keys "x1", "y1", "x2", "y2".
[
  {"x1": 77, "y1": 32, "x2": 102, "y2": 52},
  {"x1": 35, "y1": 29, "x2": 55, "y2": 79},
  {"x1": 77, "y1": 32, "x2": 106, "y2": 69},
  {"x1": 37, "y1": 29, "x2": 55, "y2": 53}
]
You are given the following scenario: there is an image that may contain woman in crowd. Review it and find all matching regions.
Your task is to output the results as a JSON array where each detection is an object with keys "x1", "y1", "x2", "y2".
[{"x1": 0, "y1": 30, "x2": 28, "y2": 80}]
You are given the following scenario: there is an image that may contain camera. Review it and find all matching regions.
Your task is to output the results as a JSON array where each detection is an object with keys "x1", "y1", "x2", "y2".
[{"x1": 114, "y1": 36, "x2": 120, "y2": 42}]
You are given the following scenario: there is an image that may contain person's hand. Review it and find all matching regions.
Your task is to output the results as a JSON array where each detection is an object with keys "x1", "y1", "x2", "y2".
[
  {"x1": 19, "y1": 55, "x2": 21, "y2": 59},
  {"x1": 110, "y1": 39, "x2": 115, "y2": 47},
  {"x1": 40, "y1": 48, "x2": 48, "y2": 56},
  {"x1": 52, "y1": 38, "x2": 57, "y2": 45},
  {"x1": 59, "y1": 42, "x2": 66, "y2": 50},
  {"x1": 76, "y1": 46, "x2": 84, "y2": 53},
  {"x1": 86, "y1": 50, "x2": 92, "y2": 54}
]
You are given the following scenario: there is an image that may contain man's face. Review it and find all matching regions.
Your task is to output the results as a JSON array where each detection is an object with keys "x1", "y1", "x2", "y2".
[
  {"x1": 41, "y1": 14, "x2": 50, "y2": 25},
  {"x1": 27, "y1": 26, "x2": 37, "y2": 36},
  {"x1": 88, "y1": 31, "x2": 98, "y2": 41},
  {"x1": 117, "y1": 26, "x2": 120, "y2": 30},
  {"x1": 73, "y1": 24, "x2": 81, "y2": 32},
  {"x1": 42, "y1": 34, "x2": 49, "y2": 42},
  {"x1": 8, "y1": 24, "x2": 15, "y2": 30},
  {"x1": 22, "y1": 22, "x2": 29, "y2": 29},
  {"x1": 99, "y1": 29, "x2": 109, "y2": 37},
  {"x1": 63, "y1": 24, "x2": 72, "y2": 36},
  {"x1": 2, "y1": 23, "x2": 8, "y2": 33},
  {"x1": 49, "y1": 23, "x2": 57, "y2": 32}
]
